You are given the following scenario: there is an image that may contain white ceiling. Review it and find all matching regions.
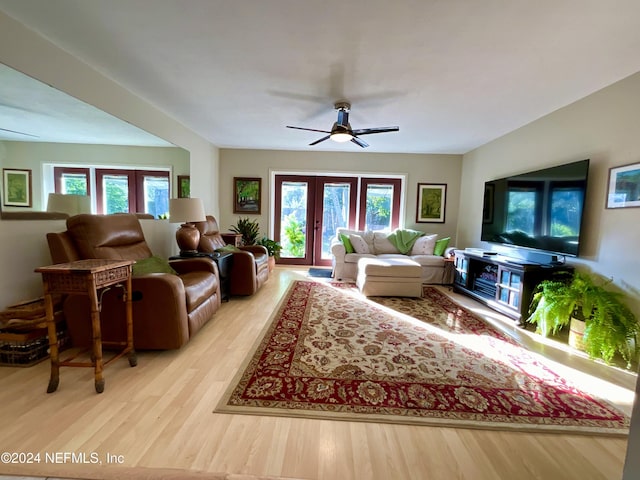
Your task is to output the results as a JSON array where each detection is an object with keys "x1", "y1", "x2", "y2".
[
  {"x1": 0, "y1": 63, "x2": 173, "y2": 146},
  {"x1": 1, "y1": 0, "x2": 640, "y2": 154}
]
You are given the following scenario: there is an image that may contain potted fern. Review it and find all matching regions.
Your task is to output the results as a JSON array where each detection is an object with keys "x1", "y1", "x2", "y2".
[
  {"x1": 229, "y1": 217, "x2": 260, "y2": 246},
  {"x1": 527, "y1": 272, "x2": 639, "y2": 368}
]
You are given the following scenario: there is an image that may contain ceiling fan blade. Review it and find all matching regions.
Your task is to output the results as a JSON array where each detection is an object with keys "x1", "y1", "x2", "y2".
[
  {"x1": 0, "y1": 127, "x2": 39, "y2": 138},
  {"x1": 286, "y1": 126, "x2": 331, "y2": 134},
  {"x1": 351, "y1": 126, "x2": 399, "y2": 136},
  {"x1": 351, "y1": 136, "x2": 369, "y2": 148},
  {"x1": 309, "y1": 135, "x2": 331, "y2": 146}
]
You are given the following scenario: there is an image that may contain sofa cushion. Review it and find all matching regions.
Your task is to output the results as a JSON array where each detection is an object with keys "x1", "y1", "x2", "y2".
[
  {"x1": 340, "y1": 233, "x2": 355, "y2": 253},
  {"x1": 345, "y1": 252, "x2": 377, "y2": 263},
  {"x1": 410, "y1": 234, "x2": 438, "y2": 255},
  {"x1": 349, "y1": 234, "x2": 370, "y2": 254},
  {"x1": 373, "y1": 232, "x2": 399, "y2": 254},
  {"x1": 357, "y1": 257, "x2": 422, "y2": 277},
  {"x1": 434, "y1": 237, "x2": 451, "y2": 256},
  {"x1": 386, "y1": 229, "x2": 425, "y2": 254},
  {"x1": 410, "y1": 254, "x2": 447, "y2": 267}
]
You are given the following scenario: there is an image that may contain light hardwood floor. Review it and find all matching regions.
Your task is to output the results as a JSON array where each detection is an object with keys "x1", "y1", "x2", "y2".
[{"x1": 0, "y1": 268, "x2": 636, "y2": 480}]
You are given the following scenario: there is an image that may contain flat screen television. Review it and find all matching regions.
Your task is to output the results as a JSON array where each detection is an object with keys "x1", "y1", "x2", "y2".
[{"x1": 480, "y1": 159, "x2": 590, "y2": 257}]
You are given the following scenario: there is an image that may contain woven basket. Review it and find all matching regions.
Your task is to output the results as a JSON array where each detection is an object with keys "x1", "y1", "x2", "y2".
[{"x1": 0, "y1": 296, "x2": 63, "y2": 331}]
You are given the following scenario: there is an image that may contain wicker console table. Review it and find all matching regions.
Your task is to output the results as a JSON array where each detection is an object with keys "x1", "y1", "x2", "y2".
[{"x1": 35, "y1": 259, "x2": 137, "y2": 394}]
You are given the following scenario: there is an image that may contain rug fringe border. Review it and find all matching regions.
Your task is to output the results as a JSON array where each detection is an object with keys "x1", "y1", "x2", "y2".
[
  {"x1": 214, "y1": 280, "x2": 630, "y2": 438},
  {"x1": 214, "y1": 403, "x2": 629, "y2": 437}
]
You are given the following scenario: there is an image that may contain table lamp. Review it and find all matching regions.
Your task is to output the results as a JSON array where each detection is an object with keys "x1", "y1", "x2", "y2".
[
  {"x1": 169, "y1": 198, "x2": 206, "y2": 255},
  {"x1": 47, "y1": 193, "x2": 91, "y2": 216}
]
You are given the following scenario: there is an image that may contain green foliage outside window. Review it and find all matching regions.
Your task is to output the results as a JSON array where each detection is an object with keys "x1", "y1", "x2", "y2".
[
  {"x1": 106, "y1": 181, "x2": 128, "y2": 214},
  {"x1": 366, "y1": 195, "x2": 390, "y2": 229},
  {"x1": 63, "y1": 177, "x2": 87, "y2": 195},
  {"x1": 283, "y1": 214, "x2": 305, "y2": 257}
]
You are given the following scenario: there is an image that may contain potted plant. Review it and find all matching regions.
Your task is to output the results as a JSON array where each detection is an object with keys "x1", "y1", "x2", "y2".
[
  {"x1": 229, "y1": 217, "x2": 260, "y2": 246},
  {"x1": 527, "y1": 272, "x2": 639, "y2": 368},
  {"x1": 256, "y1": 236, "x2": 282, "y2": 271}
]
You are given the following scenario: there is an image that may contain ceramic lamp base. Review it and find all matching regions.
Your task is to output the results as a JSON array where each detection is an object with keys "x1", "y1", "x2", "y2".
[{"x1": 176, "y1": 223, "x2": 200, "y2": 254}]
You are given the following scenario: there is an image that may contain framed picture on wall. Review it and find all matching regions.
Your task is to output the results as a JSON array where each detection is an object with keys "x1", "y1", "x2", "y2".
[
  {"x1": 177, "y1": 175, "x2": 190, "y2": 198},
  {"x1": 233, "y1": 177, "x2": 261, "y2": 214},
  {"x1": 606, "y1": 162, "x2": 640, "y2": 209},
  {"x1": 2, "y1": 168, "x2": 32, "y2": 207},
  {"x1": 416, "y1": 183, "x2": 446, "y2": 223}
]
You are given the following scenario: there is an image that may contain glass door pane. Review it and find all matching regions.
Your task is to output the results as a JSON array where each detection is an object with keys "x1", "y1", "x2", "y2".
[
  {"x1": 321, "y1": 183, "x2": 350, "y2": 260},
  {"x1": 316, "y1": 177, "x2": 357, "y2": 264},
  {"x1": 279, "y1": 181, "x2": 309, "y2": 259}
]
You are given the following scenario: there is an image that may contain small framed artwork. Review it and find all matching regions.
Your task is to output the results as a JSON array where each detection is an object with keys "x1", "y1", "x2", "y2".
[
  {"x1": 2, "y1": 168, "x2": 32, "y2": 207},
  {"x1": 416, "y1": 183, "x2": 446, "y2": 223},
  {"x1": 234, "y1": 177, "x2": 261, "y2": 214},
  {"x1": 606, "y1": 162, "x2": 640, "y2": 209},
  {"x1": 177, "y1": 175, "x2": 190, "y2": 198}
]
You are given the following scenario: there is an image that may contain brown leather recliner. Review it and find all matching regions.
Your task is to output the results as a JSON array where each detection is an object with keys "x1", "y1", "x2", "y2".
[
  {"x1": 46, "y1": 213, "x2": 221, "y2": 350},
  {"x1": 194, "y1": 215, "x2": 269, "y2": 296}
]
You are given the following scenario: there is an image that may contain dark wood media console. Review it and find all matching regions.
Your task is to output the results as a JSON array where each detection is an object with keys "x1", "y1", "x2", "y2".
[{"x1": 452, "y1": 250, "x2": 573, "y2": 325}]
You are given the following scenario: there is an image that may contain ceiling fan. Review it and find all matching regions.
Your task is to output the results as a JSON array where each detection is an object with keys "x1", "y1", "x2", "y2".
[
  {"x1": 286, "y1": 101, "x2": 399, "y2": 148},
  {"x1": 0, "y1": 127, "x2": 39, "y2": 138}
]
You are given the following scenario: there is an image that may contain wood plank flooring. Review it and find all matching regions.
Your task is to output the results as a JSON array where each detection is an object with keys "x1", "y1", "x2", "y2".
[{"x1": 0, "y1": 268, "x2": 636, "y2": 480}]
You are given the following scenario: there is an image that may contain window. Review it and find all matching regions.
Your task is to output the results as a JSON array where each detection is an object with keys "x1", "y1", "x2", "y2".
[
  {"x1": 54, "y1": 167, "x2": 90, "y2": 196},
  {"x1": 359, "y1": 178, "x2": 401, "y2": 230},
  {"x1": 53, "y1": 166, "x2": 169, "y2": 216}
]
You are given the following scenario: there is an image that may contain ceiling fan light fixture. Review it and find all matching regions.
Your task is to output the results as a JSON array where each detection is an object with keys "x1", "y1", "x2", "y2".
[
  {"x1": 287, "y1": 101, "x2": 398, "y2": 148},
  {"x1": 330, "y1": 132, "x2": 353, "y2": 143}
]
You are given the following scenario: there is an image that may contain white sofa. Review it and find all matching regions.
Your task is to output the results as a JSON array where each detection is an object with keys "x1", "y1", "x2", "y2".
[{"x1": 330, "y1": 228, "x2": 455, "y2": 284}]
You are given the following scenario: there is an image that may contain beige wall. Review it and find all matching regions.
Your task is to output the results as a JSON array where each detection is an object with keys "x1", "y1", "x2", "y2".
[
  {"x1": 459, "y1": 71, "x2": 640, "y2": 306},
  {"x1": 0, "y1": 141, "x2": 189, "y2": 212},
  {"x1": 219, "y1": 149, "x2": 462, "y2": 241},
  {"x1": 460, "y1": 72, "x2": 640, "y2": 477},
  {"x1": 0, "y1": 12, "x2": 218, "y2": 309}
]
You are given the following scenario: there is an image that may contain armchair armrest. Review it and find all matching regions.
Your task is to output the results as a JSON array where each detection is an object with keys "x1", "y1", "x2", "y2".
[
  {"x1": 239, "y1": 245, "x2": 269, "y2": 256},
  {"x1": 169, "y1": 257, "x2": 218, "y2": 275},
  {"x1": 330, "y1": 241, "x2": 346, "y2": 260},
  {"x1": 63, "y1": 273, "x2": 190, "y2": 350}
]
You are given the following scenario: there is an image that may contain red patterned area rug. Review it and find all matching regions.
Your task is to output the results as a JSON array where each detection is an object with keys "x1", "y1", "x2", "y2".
[{"x1": 215, "y1": 280, "x2": 629, "y2": 435}]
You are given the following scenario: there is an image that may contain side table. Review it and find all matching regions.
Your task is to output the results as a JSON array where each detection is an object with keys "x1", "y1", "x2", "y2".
[
  {"x1": 221, "y1": 233, "x2": 243, "y2": 247},
  {"x1": 35, "y1": 259, "x2": 137, "y2": 394},
  {"x1": 170, "y1": 252, "x2": 234, "y2": 302}
]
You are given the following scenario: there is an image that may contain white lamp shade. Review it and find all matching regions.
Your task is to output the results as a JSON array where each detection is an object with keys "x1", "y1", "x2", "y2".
[
  {"x1": 169, "y1": 197, "x2": 206, "y2": 223},
  {"x1": 46, "y1": 193, "x2": 91, "y2": 216}
]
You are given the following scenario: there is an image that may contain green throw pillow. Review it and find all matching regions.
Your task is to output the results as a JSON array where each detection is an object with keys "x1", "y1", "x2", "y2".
[
  {"x1": 215, "y1": 245, "x2": 242, "y2": 253},
  {"x1": 433, "y1": 237, "x2": 451, "y2": 256},
  {"x1": 132, "y1": 255, "x2": 178, "y2": 276},
  {"x1": 340, "y1": 233, "x2": 355, "y2": 254}
]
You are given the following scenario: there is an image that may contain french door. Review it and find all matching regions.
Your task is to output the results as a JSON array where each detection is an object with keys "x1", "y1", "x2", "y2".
[
  {"x1": 274, "y1": 175, "x2": 357, "y2": 266},
  {"x1": 274, "y1": 175, "x2": 402, "y2": 266}
]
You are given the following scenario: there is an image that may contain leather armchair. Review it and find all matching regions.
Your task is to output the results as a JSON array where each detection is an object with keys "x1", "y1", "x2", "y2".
[
  {"x1": 46, "y1": 213, "x2": 221, "y2": 350},
  {"x1": 194, "y1": 215, "x2": 269, "y2": 296}
]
